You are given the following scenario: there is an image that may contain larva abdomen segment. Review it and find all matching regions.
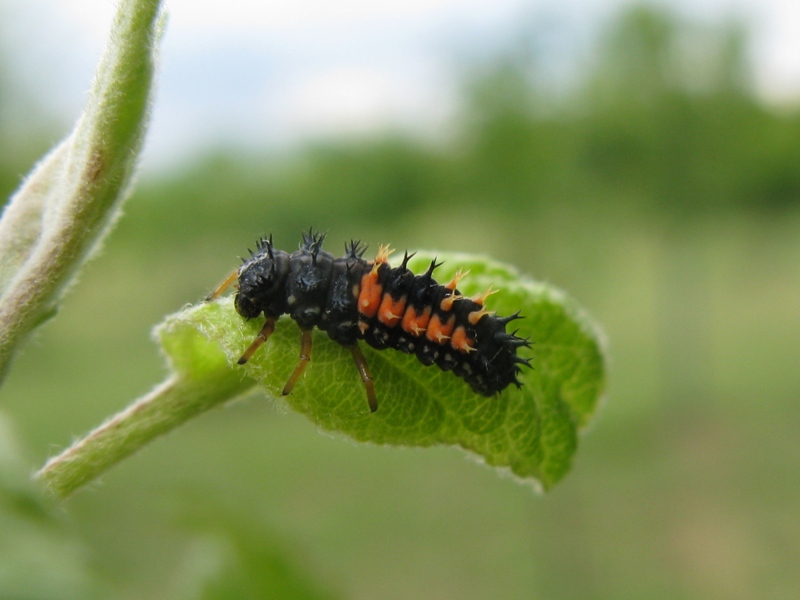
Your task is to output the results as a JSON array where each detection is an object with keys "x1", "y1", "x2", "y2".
[{"x1": 356, "y1": 253, "x2": 528, "y2": 397}]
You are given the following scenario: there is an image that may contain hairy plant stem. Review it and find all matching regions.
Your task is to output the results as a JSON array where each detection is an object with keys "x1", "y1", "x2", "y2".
[
  {"x1": 36, "y1": 372, "x2": 253, "y2": 499},
  {"x1": 0, "y1": 0, "x2": 163, "y2": 381}
]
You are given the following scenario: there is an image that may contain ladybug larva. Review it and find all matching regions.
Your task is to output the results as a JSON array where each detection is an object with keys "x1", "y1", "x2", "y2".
[{"x1": 207, "y1": 230, "x2": 530, "y2": 412}]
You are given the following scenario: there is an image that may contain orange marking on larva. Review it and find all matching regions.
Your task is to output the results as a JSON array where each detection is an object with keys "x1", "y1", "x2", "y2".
[
  {"x1": 401, "y1": 307, "x2": 417, "y2": 334},
  {"x1": 426, "y1": 313, "x2": 455, "y2": 344},
  {"x1": 415, "y1": 306, "x2": 432, "y2": 334},
  {"x1": 402, "y1": 305, "x2": 431, "y2": 336},
  {"x1": 440, "y1": 291, "x2": 464, "y2": 312},
  {"x1": 358, "y1": 270, "x2": 383, "y2": 318},
  {"x1": 374, "y1": 244, "x2": 395, "y2": 266},
  {"x1": 378, "y1": 294, "x2": 407, "y2": 327},
  {"x1": 451, "y1": 326, "x2": 476, "y2": 353},
  {"x1": 471, "y1": 285, "x2": 498, "y2": 306},
  {"x1": 445, "y1": 268, "x2": 469, "y2": 291},
  {"x1": 468, "y1": 307, "x2": 494, "y2": 326}
]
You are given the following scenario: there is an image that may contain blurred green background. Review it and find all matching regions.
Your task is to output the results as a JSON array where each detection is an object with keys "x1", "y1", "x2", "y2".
[{"x1": 3, "y1": 4, "x2": 800, "y2": 599}]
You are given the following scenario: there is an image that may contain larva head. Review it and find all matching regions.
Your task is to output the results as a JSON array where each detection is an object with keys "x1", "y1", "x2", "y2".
[{"x1": 234, "y1": 236, "x2": 290, "y2": 319}]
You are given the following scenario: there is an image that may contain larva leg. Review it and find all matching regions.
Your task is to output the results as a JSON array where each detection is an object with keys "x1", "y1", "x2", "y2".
[
  {"x1": 205, "y1": 269, "x2": 239, "y2": 302},
  {"x1": 349, "y1": 342, "x2": 377, "y2": 412},
  {"x1": 237, "y1": 318, "x2": 276, "y2": 364},
  {"x1": 282, "y1": 329, "x2": 313, "y2": 396}
]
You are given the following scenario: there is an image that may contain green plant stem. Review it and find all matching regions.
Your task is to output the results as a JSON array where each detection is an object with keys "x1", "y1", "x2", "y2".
[
  {"x1": 35, "y1": 372, "x2": 252, "y2": 499},
  {"x1": 0, "y1": 0, "x2": 163, "y2": 381}
]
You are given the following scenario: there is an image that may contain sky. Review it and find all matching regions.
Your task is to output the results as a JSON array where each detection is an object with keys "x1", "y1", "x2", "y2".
[{"x1": 3, "y1": 0, "x2": 800, "y2": 172}]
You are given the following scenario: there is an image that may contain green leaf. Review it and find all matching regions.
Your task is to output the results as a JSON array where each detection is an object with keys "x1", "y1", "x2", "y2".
[
  {"x1": 36, "y1": 320, "x2": 255, "y2": 498},
  {"x1": 215, "y1": 252, "x2": 606, "y2": 489},
  {"x1": 0, "y1": 0, "x2": 164, "y2": 381},
  {"x1": 37, "y1": 252, "x2": 606, "y2": 496}
]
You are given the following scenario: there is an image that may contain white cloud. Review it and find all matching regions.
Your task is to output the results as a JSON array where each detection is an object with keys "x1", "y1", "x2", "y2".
[
  {"x1": 267, "y1": 66, "x2": 453, "y2": 141},
  {"x1": 747, "y1": 0, "x2": 800, "y2": 100}
]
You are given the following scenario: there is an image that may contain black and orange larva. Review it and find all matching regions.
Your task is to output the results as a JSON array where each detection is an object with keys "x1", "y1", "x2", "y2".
[{"x1": 206, "y1": 230, "x2": 531, "y2": 412}]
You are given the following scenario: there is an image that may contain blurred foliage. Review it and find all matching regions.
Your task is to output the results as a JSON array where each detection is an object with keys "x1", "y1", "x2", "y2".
[
  {"x1": 102, "y1": 4, "x2": 800, "y2": 257},
  {"x1": 172, "y1": 500, "x2": 342, "y2": 600},
  {"x1": 0, "y1": 413, "x2": 106, "y2": 599},
  {"x1": 3, "y1": 3, "x2": 800, "y2": 600},
  {"x1": 4, "y1": 5, "x2": 800, "y2": 228}
]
